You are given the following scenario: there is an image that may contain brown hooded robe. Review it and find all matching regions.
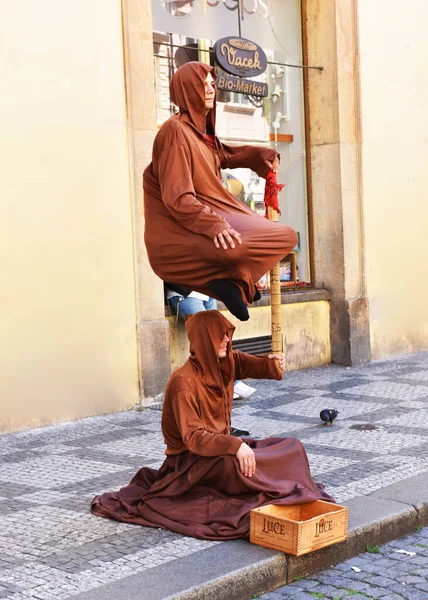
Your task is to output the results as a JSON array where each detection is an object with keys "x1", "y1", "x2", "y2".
[
  {"x1": 143, "y1": 62, "x2": 298, "y2": 305},
  {"x1": 91, "y1": 311, "x2": 334, "y2": 540}
]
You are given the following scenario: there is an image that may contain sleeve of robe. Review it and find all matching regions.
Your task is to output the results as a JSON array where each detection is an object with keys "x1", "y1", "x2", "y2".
[
  {"x1": 171, "y1": 390, "x2": 242, "y2": 457},
  {"x1": 220, "y1": 142, "x2": 279, "y2": 179},
  {"x1": 157, "y1": 138, "x2": 231, "y2": 238},
  {"x1": 233, "y1": 350, "x2": 283, "y2": 382}
]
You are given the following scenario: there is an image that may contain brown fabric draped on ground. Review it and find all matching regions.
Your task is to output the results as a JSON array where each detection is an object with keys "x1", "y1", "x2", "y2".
[
  {"x1": 143, "y1": 62, "x2": 298, "y2": 305},
  {"x1": 91, "y1": 438, "x2": 333, "y2": 540},
  {"x1": 91, "y1": 312, "x2": 334, "y2": 540}
]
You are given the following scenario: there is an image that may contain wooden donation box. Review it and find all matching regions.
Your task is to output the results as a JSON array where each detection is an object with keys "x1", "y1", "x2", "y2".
[{"x1": 250, "y1": 501, "x2": 348, "y2": 556}]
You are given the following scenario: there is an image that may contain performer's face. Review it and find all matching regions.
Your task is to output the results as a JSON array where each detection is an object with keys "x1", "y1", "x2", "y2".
[
  {"x1": 204, "y1": 73, "x2": 216, "y2": 112},
  {"x1": 218, "y1": 334, "x2": 230, "y2": 359}
]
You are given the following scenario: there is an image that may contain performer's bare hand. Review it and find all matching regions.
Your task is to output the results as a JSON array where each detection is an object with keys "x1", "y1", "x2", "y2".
[
  {"x1": 236, "y1": 442, "x2": 256, "y2": 477},
  {"x1": 268, "y1": 352, "x2": 286, "y2": 373},
  {"x1": 214, "y1": 227, "x2": 242, "y2": 250},
  {"x1": 264, "y1": 155, "x2": 279, "y2": 173}
]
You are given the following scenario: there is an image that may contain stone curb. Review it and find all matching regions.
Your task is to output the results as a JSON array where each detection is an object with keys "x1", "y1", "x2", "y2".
[
  {"x1": 170, "y1": 473, "x2": 428, "y2": 599},
  {"x1": 167, "y1": 553, "x2": 287, "y2": 600}
]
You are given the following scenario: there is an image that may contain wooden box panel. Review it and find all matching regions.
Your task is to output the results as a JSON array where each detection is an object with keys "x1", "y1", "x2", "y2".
[{"x1": 250, "y1": 501, "x2": 348, "y2": 556}]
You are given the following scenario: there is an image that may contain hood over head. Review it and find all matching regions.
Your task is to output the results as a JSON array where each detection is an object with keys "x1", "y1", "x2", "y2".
[
  {"x1": 185, "y1": 310, "x2": 235, "y2": 388},
  {"x1": 169, "y1": 61, "x2": 217, "y2": 136}
]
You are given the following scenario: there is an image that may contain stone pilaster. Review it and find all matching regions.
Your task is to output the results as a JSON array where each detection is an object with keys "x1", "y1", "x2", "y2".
[
  {"x1": 304, "y1": 0, "x2": 371, "y2": 365},
  {"x1": 122, "y1": 0, "x2": 171, "y2": 401}
]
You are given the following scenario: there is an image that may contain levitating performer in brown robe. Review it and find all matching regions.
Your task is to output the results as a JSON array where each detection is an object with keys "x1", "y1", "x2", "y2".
[
  {"x1": 91, "y1": 311, "x2": 334, "y2": 540},
  {"x1": 143, "y1": 62, "x2": 298, "y2": 320}
]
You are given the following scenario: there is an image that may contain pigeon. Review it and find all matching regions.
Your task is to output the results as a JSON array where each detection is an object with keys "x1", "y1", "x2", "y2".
[{"x1": 320, "y1": 408, "x2": 339, "y2": 426}]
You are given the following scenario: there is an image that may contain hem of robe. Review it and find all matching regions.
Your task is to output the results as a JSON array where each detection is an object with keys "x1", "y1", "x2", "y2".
[{"x1": 91, "y1": 437, "x2": 335, "y2": 541}]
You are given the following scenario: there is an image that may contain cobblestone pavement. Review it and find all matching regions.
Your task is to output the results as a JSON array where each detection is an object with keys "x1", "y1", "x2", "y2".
[
  {"x1": 256, "y1": 526, "x2": 428, "y2": 600},
  {"x1": 0, "y1": 352, "x2": 428, "y2": 599}
]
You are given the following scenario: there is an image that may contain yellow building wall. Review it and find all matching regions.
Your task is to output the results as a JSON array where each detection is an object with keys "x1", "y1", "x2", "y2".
[
  {"x1": 358, "y1": 1, "x2": 428, "y2": 359},
  {"x1": 168, "y1": 302, "x2": 331, "y2": 373},
  {"x1": 0, "y1": 1, "x2": 139, "y2": 431}
]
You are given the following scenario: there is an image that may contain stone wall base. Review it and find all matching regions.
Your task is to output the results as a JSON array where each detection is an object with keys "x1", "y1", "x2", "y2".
[
  {"x1": 331, "y1": 297, "x2": 371, "y2": 366},
  {"x1": 137, "y1": 319, "x2": 171, "y2": 405}
]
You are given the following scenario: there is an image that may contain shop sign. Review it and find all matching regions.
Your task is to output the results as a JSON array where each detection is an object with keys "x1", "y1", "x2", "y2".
[
  {"x1": 213, "y1": 36, "x2": 268, "y2": 78},
  {"x1": 216, "y1": 73, "x2": 268, "y2": 97}
]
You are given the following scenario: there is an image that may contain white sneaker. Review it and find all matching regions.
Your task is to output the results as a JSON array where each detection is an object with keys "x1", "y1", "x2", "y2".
[
  {"x1": 233, "y1": 381, "x2": 256, "y2": 399},
  {"x1": 233, "y1": 392, "x2": 239, "y2": 399}
]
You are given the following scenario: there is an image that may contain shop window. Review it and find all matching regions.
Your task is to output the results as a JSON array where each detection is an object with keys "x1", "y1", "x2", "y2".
[
  {"x1": 229, "y1": 92, "x2": 251, "y2": 106},
  {"x1": 152, "y1": 0, "x2": 311, "y2": 291}
]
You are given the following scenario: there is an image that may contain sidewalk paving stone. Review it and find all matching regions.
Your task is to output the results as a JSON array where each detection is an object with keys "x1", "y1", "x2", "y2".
[
  {"x1": 257, "y1": 526, "x2": 428, "y2": 599},
  {"x1": 1, "y1": 352, "x2": 428, "y2": 599}
]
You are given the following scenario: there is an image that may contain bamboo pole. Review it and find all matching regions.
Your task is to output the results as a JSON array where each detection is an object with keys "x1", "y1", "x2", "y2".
[{"x1": 267, "y1": 206, "x2": 283, "y2": 356}]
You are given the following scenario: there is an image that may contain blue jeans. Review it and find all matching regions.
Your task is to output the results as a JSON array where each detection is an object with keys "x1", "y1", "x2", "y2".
[{"x1": 169, "y1": 295, "x2": 217, "y2": 321}]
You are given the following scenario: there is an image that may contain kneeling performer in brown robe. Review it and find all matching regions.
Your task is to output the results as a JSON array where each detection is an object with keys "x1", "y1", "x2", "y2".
[
  {"x1": 91, "y1": 311, "x2": 334, "y2": 540},
  {"x1": 143, "y1": 61, "x2": 298, "y2": 321}
]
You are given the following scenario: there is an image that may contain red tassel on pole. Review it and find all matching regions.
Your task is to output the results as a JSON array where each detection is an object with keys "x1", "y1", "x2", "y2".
[{"x1": 264, "y1": 170, "x2": 285, "y2": 218}]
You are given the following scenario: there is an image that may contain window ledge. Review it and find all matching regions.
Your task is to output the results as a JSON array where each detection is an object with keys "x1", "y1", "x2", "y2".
[{"x1": 217, "y1": 288, "x2": 331, "y2": 311}]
